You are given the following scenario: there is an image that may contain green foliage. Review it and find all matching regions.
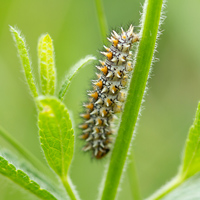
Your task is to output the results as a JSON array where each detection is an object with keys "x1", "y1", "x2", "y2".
[
  {"x1": 38, "y1": 34, "x2": 56, "y2": 95},
  {"x1": 58, "y1": 55, "x2": 96, "y2": 101},
  {"x1": 9, "y1": 24, "x2": 89, "y2": 199},
  {"x1": 37, "y1": 96, "x2": 74, "y2": 178},
  {"x1": 10, "y1": 26, "x2": 38, "y2": 98},
  {"x1": 100, "y1": 0, "x2": 164, "y2": 199},
  {"x1": 5, "y1": 0, "x2": 200, "y2": 200},
  {"x1": 0, "y1": 155, "x2": 56, "y2": 200}
]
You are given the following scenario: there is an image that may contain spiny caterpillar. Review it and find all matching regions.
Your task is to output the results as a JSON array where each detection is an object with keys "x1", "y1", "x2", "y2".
[{"x1": 79, "y1": 25, "x2": 139, "y2": 159}]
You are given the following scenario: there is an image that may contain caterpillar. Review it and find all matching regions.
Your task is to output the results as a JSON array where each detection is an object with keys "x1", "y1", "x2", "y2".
[{"x1": 79, "y1": 25, "x2": 139, "y2": 159}]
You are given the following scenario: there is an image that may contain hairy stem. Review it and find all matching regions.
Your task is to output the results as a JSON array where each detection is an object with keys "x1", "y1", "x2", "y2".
[{"x1": 101, "y1": 0, "x2": 164, "y2": 199}]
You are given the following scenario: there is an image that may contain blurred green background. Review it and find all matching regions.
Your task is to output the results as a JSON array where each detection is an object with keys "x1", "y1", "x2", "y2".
[{"x1": 0, "y1": 0, "x2": 200, "y2": 199}]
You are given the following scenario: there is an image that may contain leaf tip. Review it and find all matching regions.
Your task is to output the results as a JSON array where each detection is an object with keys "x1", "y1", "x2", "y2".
[
  {"x1": 9, "y1": 25, "x2": 14, "y2": 32},
  {"x1": 9, "y1": 25, "x2": 20, "y2": 36},
  {"x1": 40, "y1": 33, "x2": 52, "y2": 44}
]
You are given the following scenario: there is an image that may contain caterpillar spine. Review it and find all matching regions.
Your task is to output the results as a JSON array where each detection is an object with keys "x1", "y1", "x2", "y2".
[{"x1": 79, "y1": 25, "x2": 139, "y2": 159}]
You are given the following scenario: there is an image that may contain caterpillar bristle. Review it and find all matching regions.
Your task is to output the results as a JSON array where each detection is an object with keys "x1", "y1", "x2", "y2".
[{"x1": 79, "y1": 25, "x2": 139, "y2": 159}]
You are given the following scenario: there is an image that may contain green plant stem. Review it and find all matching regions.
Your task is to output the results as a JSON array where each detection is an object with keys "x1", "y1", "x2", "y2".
[
  {"x1": 146, "y1": 176, "x2": 183, "y2": 200},
  {"x1": 0, "y1": 126, "x2": 52, "y2": 177},
  {"x1": 101, "y1": 0, "x2": 164, "y2": 199},
  {"x1": 128, "y1": 154, "x2": 141, "y2": 200},
  {"x1": 61, "y1": 177, "x2": 77, "y2": 200},
  {"x1": 95, "y1": 0, "x2": 108, "y2": 42}
]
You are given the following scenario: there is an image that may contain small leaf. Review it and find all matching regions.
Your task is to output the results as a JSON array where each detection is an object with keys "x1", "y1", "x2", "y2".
[
  {"x1": 0, "y1": 155, "x2": 57, "y2": 200},
  {"x1": 38, "y1": 34, "x2": 56, "y2": 95},
  {"x1": 180, "y1": 102, "x2": 200, "y2": 179},
  {"x1": 58, "y1": 55, "x2": 96, "y2": 101},
  {"x1": 37, "y1": 96, "x2": 74, "y2": 178},
  {"x1": 10, "y1": 26, "x2": 38, "y2": 98}
]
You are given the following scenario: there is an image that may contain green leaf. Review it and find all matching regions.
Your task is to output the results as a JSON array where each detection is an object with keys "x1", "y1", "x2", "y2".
[
  {"x1": 180, "y1": 102, "x2": 200, "y2": 179},
  {"x1": 58, "y1": 55, "x2": 96, "y2": 101},
  {"x1": 37, "y1": 96, "x2": 78, "y2": 200},
  {"x1": 38, "y1": 34, "x2": 56, "y2": 95},
  {"x1": 10, "y1": 26, "x2": 38, "y2": 98},
  {"x1": 37, "y1": 96, "x2": 74, "y2": 178},
  {"x1": 100, "y1": 0, "x2": 165, "y2": 199},
  {"x1": 0, "y1": 155, "x2": 57, "y2": 200}
]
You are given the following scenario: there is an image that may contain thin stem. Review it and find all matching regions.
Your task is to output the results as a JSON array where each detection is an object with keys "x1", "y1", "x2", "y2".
[
  {"x1": 0, "y1": 126, "x2": 52, "y2": 177},
  {"x1": 101, "y1": 0, "x2": 164, "y2": 199},
  {"x1": 146, "y1": 176, "x2": 183, "y2": 200},
  {"x1": 95, "y1": 0, "x2": 108, "y2": 42},
  {"x1": 61, "y1": 177, "x2": 77, "y2": 200},
  {"x1": 127, "y1": 153, "x2": 141, "y2": 200},
  {"x1": 58, "y1": 55, "x2": 96, "y2": 101}
]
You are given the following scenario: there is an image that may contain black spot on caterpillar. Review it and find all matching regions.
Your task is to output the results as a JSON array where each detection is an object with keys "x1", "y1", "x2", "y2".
[{"x1": 79, "y1": 25, "x2": 139, "y2": 159}]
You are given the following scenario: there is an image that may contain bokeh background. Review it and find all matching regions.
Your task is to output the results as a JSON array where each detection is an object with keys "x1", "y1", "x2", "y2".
[{"x1": 0, "y1": 0, "x2": 200, "y2": 199}]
